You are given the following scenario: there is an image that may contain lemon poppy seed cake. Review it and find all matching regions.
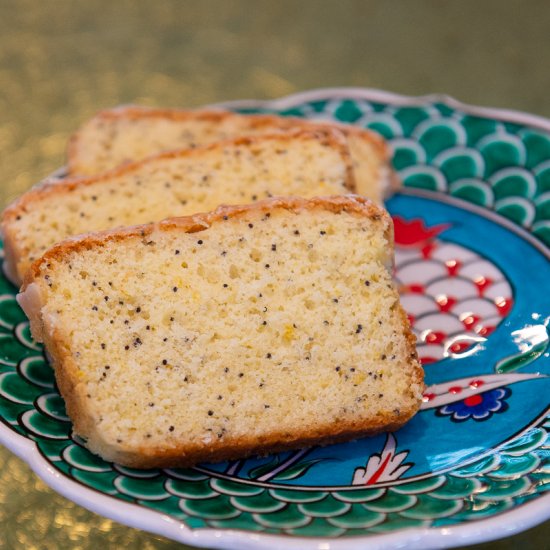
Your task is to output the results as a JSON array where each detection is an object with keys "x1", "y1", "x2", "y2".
[
  {"x1": 2, "y1": 129, "x2": 355, "y2": 285},
  {"x1": 18, "y1": 196, "x2": 424, "y2": 469},
  {"x1": 66, "y1": 106, "x2": 397, "y2": 201}
]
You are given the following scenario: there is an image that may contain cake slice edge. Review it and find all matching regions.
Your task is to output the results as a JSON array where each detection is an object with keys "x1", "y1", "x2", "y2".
[
  {"x1": 2, "y1": 128, "x2": 356, "y2": 286},
  {"x1": 66, "y1": 106, "x2": 399, "y2": 199},
  {"x1": 18, "y1": 196, "x2": 424, "y2": 469}
]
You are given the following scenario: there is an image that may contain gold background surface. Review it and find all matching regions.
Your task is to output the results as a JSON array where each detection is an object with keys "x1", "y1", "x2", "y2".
[{"x1": 0, "y1": 1, "x2": 548, "y2": 548}]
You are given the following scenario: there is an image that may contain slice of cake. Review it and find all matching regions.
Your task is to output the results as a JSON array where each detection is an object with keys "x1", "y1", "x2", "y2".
[
  {"x1": 2, "y1": 129, "x2": 355, "y2": 285},
  {"x1": 18, "y1": 196, "x2": 424, "y2": 469},
  {"x1": 66, "y1": 106, "x2": 397, "y2": 201}
]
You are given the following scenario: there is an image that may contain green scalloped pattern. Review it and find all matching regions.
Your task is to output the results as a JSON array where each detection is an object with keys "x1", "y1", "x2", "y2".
[
  {"x1": 0, "y1": 97, "x2": 549, "y2": 539},
  {"x1": 3, "y1": 336, "x2": 546, "y2": 538},
  {"x1": 263, "y1": 98, "x2": 550, "y2": 246},
  {"x1": 0, "y1": 233, "x2": 548, "y2": 538}
]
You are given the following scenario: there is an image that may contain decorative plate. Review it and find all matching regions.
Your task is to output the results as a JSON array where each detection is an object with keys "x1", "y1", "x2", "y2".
[{"x1": 1, "y1": 89, "x2": 549, "y2": 550}]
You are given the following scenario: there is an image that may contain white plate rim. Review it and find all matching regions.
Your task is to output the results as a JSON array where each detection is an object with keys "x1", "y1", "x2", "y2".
[
  {"x1": 213, "y1": 86, "x2": 550, "y2": 133},
  {"x1": 2, "y1": 413, "x2": 549, "y2": 550},
  {"x1": 1, "y1": 87, "x2": 549, "y2": 549}
]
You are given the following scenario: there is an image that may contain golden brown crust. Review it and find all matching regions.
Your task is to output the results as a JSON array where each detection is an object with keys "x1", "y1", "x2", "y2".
[
  {"x1": 43, "y1": 323, "x2": 94, "y2": 443},
  {"x1": 18, "y1": 196, "x2": 422, "y2": 469},
  {"x1": 67, "y1": 106, "x2": 388, "y2": 175},
  {"x1": 15, "y1": 281, "x2": 94, "y2": 448},
  {"x1": 94, "y1": 413, "x2": 418, "y2": 469},
  {"x1": 21, "y1": 196, "x2": 386, "y2": 287},
  {"x1": 388, "y1": 170, "x2": 402, "y2": 195},
  {"x1": 80, "y1": 105, "x2": 229, "y2": 123},
  {"x1": 4, "y1": 129, "x2": 357, "y2": 285},
  {"x1": 34, "y1": 306, "x2": 423, "y2": 470},
  {"x1": 10, "y1": 128, "x2": 357, "y2": 220},
  {"x1": 1, "y1": 207, "x2": 33, "y2": 286},
  {"x1": 0, "y1": 220, "x2": 22, "y2": 285},
  {"x1": 21, "y1": 195, "x2": 389, "y2": 291},
  {"x1": 395, "y1": 301, "x2": 425, "y2": 394}
]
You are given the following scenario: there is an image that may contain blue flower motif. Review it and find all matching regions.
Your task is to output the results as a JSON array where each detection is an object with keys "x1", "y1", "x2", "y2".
[{"x1": 436, "y1": 387, "x2": 511, "y2": 422}]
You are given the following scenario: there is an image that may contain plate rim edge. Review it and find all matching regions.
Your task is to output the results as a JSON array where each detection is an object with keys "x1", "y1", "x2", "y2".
[{"x1": 0, "y1": 87, "x2": 549, "y2": 549}]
